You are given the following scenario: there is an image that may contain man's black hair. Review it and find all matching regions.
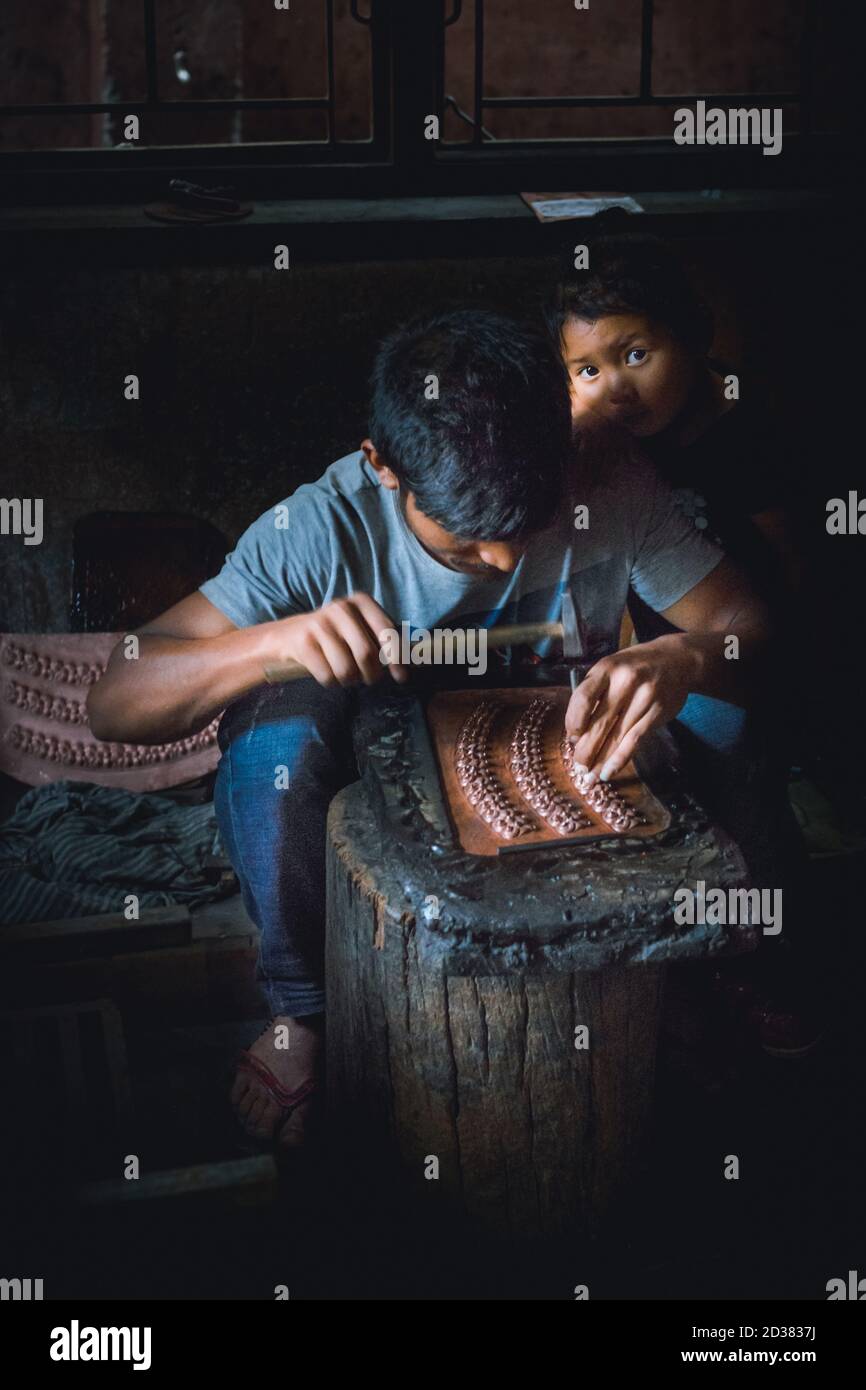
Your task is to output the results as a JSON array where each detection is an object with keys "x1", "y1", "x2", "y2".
[
  {"x1": 369, "y1": 309, "x2": 572, "y2": 540},
  {"x1": 545, "y1": 232, "x2": 714, "y2": 357}
]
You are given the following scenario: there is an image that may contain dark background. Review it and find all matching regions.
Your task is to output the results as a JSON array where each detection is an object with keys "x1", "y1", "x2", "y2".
[{"x1": 0, "y1": 0, "x2": 862, "y2": 1305}]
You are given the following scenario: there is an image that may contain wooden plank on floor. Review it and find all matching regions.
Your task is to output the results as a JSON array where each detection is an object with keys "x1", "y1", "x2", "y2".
[
  {"x1": 0, "y1": 938, "x2": 265, "y2": 1021},
  {"x1": 0, "y1": 904, "x2": 191, "y2": 960},
  {"x1": 77, "y1": 1155, "x2": 278, "y2": 1207}
]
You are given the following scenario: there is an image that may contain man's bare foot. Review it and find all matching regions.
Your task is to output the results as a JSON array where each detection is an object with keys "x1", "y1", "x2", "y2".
[{"x1": 231, "y1": 1014, "x2": 323, "y2": 1149}]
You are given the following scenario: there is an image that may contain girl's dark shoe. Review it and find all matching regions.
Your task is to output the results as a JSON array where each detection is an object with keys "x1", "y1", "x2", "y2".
[
  {"x1": 747, "y1": 998, "x2": 825, "y2": 1059},
  {"x1": 711, "y1": 964, "x2": 825, "y2": 1059}
]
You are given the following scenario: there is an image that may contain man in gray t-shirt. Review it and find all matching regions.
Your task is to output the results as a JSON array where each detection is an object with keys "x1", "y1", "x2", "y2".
[
  {"x1": 198, "y1": 444, "x2": 723, "y2": 672},
  {"x1": 88, "y1": 310, "x2": 771, "y2": 1149}
]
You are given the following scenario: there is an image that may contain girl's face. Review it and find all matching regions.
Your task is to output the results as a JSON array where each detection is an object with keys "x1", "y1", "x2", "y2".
[{"x1": 561, "y1": 312, "x2": 697, "y2": 438}]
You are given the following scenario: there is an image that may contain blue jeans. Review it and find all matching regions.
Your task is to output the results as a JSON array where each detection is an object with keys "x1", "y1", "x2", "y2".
[{"x1": 213, "y1": 678, "x2": 359, "y2": 1018}]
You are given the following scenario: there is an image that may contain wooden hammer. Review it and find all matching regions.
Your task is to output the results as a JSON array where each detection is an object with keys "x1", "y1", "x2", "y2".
[{"x1": 261, "y1": 599, "x2": 582, "y2": 685}]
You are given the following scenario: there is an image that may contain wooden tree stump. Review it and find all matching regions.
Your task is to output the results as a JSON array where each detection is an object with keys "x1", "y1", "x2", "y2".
[{"x1": 325, "y1": 684, "x2": 757, "y2": 1241}]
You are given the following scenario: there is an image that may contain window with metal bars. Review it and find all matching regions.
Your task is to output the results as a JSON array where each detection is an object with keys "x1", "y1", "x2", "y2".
[
  {"x1": 0, "y1": 2, "x2": 386, "y2": 155},
  {"x1": 0, "y1": 0, "x2": 845, "y2": 203},
  {"x1": 441, "y1": 0, "x2": 818, "y2": 144}
]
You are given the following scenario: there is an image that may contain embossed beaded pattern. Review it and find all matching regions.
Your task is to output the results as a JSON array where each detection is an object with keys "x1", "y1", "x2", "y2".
[
  {"x1": 455, "y1": 699, "x2": 535, "y2": 840},
  {"x1": 509, "y1": 698, "x2": 591, "y2": 836},
  {"x1": 1, "y1": 635, "x2": 221, "y2": 789},
  {"x1": 560, "y1": 736, "x2": 645, "y2": 832}
]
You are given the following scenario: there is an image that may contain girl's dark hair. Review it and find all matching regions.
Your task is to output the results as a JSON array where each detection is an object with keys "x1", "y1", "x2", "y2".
[
  {"x1": 545, "y1": 231, "x2": 714, "y2": 356},
  {"x1": 369, "y1": 309, "x2": 572, "y2": 540}
]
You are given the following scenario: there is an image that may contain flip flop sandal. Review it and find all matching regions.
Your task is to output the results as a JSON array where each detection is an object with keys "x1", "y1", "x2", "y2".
[{"x1": 234, "y1": 1049, "x2": 319, "y2": 1145}]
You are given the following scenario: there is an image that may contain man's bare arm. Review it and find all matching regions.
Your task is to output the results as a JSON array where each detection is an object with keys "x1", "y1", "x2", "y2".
[
  {"x1": 87, "y1": 591, "x2": 407, "y2": 746},
  {"x1": 651, "y1": 554, "x2": 772, "y2": 708},
  {"x1": 87, "y1": 593, "x2": 274, "y2": 745}
]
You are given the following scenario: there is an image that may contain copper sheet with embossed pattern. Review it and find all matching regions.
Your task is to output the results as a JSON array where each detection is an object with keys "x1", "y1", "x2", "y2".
[{"x1": 426, "y1": 687, "x2": 671, "y2": 856}]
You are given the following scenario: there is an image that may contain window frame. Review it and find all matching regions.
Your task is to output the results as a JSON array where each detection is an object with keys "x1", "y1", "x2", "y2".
[{"x1": 0, "y1": 0, "x2": 842, "y2": 205}]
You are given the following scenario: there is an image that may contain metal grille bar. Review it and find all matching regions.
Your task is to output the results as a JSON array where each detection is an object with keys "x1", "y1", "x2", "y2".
[
  {"x1": 144, "y1": 0, "x2": 158, "y2": 106},
  {"x1": 473, "y1": 0, "x2": 485, "y2": 147},
  {"x1": 481, "y1": 92, "x2": 799, "y2": 109},
  {"x1": 0, "y1": 100, "x2": 332, "y2": 116},
  {"x1": 639, "y1": 0, "x2": 654, "y2": 101},
  {"x1": 325, "y1": 0, "x2": 336, "y2": 146}
]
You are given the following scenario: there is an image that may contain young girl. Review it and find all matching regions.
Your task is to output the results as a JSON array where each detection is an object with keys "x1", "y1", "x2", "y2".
[{"x1": 547, "y1": 232, "x2": 820, "y2": 1059}]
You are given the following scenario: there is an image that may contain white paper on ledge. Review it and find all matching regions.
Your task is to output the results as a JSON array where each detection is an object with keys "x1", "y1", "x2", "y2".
[{"x1": 523, "y1": 194, "x2": 644, "y2": 221}]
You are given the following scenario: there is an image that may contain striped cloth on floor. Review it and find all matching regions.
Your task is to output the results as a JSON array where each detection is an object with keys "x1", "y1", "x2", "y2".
[{"x1": 0, "y1": 779, "x2": 229, "y2": 926}]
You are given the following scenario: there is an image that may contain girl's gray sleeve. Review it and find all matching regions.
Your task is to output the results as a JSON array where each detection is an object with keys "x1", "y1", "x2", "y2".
[{"x1": 628, "y1": 464, "x2": 725, "y2": 614}]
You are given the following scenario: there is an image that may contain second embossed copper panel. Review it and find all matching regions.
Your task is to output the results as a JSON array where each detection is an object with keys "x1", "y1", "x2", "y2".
[
  {"x1": 0, "y1": 633, "x2": 221, "y2": 792},
  {"x1": 426, "y1": 687, "x2": 671, "y2": 856}
]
